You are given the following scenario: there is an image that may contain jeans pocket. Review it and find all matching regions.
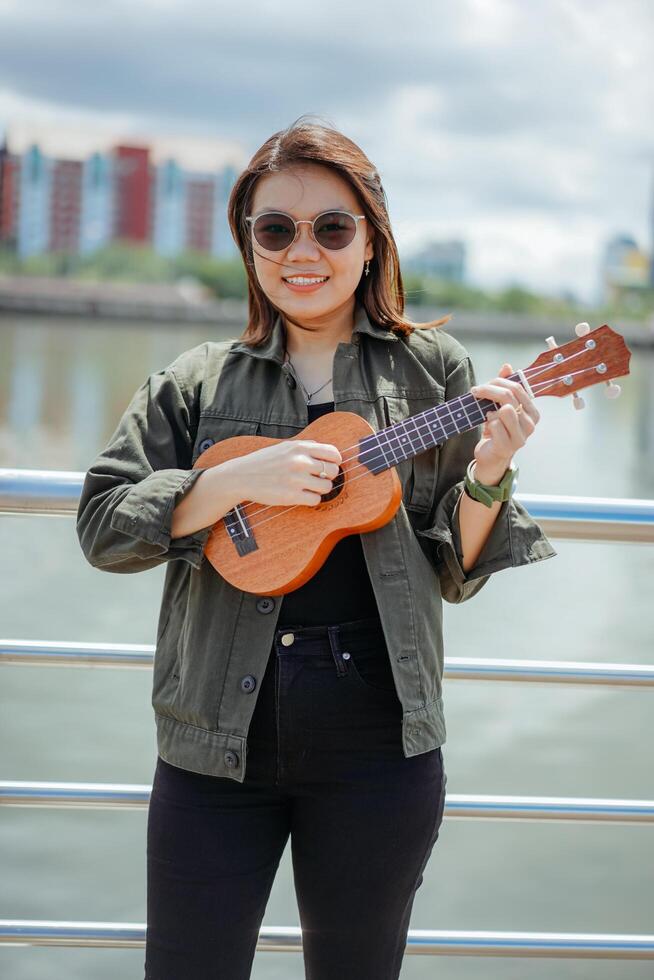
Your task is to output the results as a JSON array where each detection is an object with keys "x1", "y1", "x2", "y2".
[{"x1": 346, "y1": 649, "x2": 398, "y2": 698}]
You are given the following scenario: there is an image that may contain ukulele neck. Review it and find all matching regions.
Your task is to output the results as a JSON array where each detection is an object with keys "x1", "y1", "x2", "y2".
[{"x1": 359, "y1": 371, "x2": 522, "y2": 473}]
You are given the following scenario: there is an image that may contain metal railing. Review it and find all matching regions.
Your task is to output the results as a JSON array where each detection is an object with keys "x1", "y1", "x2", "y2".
[
  {"x1": 1, "y1": 468, "x2": 653, "y2": 960},
  {"x1": 2, "y1": 467, "x2": 654, "y2": 544}
]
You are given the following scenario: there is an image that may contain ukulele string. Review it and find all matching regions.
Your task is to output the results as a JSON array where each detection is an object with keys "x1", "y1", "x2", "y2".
[
  {"x1": 221, "y1": 361, "x2": 548, "y2": 533},
  {"x1": 222, "y1": 361, "x2": 588, "y2": 537},
  {"x1": 225, "y1": 351, "x2": 583, "y2": 528},
  {"x1": 221, "y1": 359, "x2": 595, "y2": 538}
]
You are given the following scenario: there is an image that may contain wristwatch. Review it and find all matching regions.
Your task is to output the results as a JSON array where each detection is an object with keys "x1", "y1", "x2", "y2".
[{"x1": 463, "y1": 459, "x2": 519, "y2": 508}]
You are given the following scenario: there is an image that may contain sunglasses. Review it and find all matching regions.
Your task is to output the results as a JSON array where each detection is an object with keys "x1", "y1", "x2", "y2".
[{"x1": 245, "y1": 210, "x2": 366, "y2": 252}]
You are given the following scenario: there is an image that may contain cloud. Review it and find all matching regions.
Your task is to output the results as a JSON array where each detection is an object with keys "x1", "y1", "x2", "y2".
[{"x1": 0, "y1": 0, "x2": 652, "y2": 302}]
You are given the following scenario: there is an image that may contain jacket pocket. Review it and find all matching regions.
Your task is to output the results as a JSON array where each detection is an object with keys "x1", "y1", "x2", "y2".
[
  {"x1": 151, "y1": 606, "x2": 182, "y2": 719},
  {"x1": 191, "y1": 414, "x2": 260, "y2": 464},
  {"x1": 382, "y1": 395, "x2": 441, "y2": 514}
]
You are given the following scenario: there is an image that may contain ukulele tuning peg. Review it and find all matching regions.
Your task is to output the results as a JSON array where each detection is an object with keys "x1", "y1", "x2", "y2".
[
  {"x1": 545, "y1": 335, "x2": 559, "y2": 350},
  {"x1": 604, "y1": 381, "x2": 621, "y2": 399},
  {"x1": 572, "y1": 392, "x2": 585, "y2": 410},
  {"x1": 574, "y1": 321, "x2": 591, "y2": 337}
]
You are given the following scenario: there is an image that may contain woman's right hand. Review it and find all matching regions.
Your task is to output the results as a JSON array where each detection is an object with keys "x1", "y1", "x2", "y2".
[{"x1": 223, "y1": 439, "x2": 343, "y2": 508}]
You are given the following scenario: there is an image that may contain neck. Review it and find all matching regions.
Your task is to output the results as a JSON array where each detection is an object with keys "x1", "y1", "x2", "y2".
[{"x1": 282, "y1": 298, "x2": 356, "y2": 359}]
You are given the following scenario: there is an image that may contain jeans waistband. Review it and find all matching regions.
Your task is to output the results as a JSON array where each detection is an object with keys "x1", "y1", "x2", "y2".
[{"x1": 274, "y1": 615, "x2": 384, "y2": 648}]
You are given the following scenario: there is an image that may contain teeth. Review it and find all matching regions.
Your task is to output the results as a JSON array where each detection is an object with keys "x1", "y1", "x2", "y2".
[{"x1": 284, "y1": 276, "x2": 328, "y2": 285}]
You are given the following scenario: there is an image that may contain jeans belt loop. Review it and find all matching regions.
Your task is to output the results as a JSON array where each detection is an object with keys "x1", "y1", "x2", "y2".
[{"x1": 327, "y1": 624, "x2": 349, "y2": 677}]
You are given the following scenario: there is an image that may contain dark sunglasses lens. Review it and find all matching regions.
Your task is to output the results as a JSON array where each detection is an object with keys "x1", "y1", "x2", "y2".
[
  {"x1": 252, "y1": 213, "x2": 295, "y2": 250},
  {"x1": 314, "y1": 211, "x2": 357, "y2": 249}
]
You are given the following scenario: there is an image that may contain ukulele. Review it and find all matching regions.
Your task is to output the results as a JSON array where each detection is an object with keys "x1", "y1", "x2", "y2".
[{"x1": 194, "y1": 323, "x2": 631, "y2": 595}]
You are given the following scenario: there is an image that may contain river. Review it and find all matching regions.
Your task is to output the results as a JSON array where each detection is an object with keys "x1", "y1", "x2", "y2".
[{"x1": 1, "y1": 313, "x2": 652, "y2": 979}]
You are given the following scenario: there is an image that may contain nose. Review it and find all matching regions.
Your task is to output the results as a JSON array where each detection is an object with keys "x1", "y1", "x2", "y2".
[{"x1": 287, "y1": 220, "x2": 321, "y2": 261}]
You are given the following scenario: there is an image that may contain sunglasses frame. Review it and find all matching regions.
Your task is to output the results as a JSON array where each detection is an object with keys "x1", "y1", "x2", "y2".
[{"x1": 245, "y1": 209, "x2": 366, "y2": 251}]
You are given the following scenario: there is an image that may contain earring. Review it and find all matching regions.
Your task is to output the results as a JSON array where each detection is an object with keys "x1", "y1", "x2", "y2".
[{"x1": 364, "y1": 259, "x2": 370, "y2": 277}]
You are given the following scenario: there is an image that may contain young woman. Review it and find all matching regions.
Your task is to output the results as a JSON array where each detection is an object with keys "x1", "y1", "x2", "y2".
[{"x1": 77, "y1": 115, "x2": 556, "y2": 980}]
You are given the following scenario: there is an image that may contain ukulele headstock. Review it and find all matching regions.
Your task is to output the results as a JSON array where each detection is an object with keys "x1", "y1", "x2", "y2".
[{"x1": 522, "y1": 322, "x2": 631, "y2": 410}]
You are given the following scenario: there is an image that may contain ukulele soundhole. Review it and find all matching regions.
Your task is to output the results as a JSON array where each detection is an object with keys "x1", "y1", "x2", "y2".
[{"x1": 320, "y1": 466, "x2": 345, "y2": 503}]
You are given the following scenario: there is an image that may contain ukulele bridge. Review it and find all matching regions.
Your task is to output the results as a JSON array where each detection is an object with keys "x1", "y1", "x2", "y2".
[{"x1": 224, "y1": 503, "x2": 258, "y2": 557}]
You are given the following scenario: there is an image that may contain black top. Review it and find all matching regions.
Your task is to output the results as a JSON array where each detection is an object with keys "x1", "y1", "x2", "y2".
[{"x1": 277, "y1": 400, "x2": 381, "y2": 628}]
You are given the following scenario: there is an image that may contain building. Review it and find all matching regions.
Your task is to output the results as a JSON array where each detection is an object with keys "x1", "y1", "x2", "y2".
[
  {"x1": 403, "y1": 239, "x2": 467, "y2": 283},
  {"x1": 0, "y1": 124, "x2": 244, "y2": 262},
  {"x1": 79, "y1": 152, "x2": 114, "y2": 255},
  {"x1": 600, "y1": 234, "x2": 652, "y2": 305}
]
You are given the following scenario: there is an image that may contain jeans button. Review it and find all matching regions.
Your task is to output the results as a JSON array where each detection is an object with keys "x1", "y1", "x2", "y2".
[
  {"x1": 224, "y1": 750, "x2": 240, "y2": 769},
  {"x1": 342, "y1": 651, "x2": 351, "y2": 660},
  {"x1": 256, "y1": 597, "x2": 275, "y2": 614},
  {"x1": 280, "y1": 632, "x2": 295, "y2": 647},
  {"x1": 240, "y1": 674, "x2": 257, "y2": 693},
  {"x1": 198, "y1": 437, "x2": 215, "y2": 452}
]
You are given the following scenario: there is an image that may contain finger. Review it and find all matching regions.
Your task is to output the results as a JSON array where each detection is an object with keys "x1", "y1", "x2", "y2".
[
  {"x1": 487, "y1": 407, "x2": 526, "y2": 448},
  {"x1": 471, "y1": 378, "x2": 522, "y2": 408},
  {"x1": 472, "y1": 379, "x2": 538, "y2": 420},
  {"x1": 309, "y1": 442, "x2": 343, "y2": 464},
  {"x1": 301, "y1": 489, "x2": 325, "y2": 507},
  {"x1": 311, "y1": 461, "x2": 340, "y2": 479},
  {"x1": 487, "y1": 416, "x2": 515, "y2": 455},
  {"x1": 305, "y1": 475, "x2": 334, "y2": 495}
]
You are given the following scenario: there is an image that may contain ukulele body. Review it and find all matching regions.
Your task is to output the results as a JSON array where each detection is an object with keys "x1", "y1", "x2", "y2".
[{"x1": 193, "y1": 411, "x2": 403, "y2": 595}]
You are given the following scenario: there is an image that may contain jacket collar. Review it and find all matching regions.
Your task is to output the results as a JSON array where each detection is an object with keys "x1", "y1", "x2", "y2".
[{"x1": 230, "y1": 301, "x2": 399, "y2": 364}]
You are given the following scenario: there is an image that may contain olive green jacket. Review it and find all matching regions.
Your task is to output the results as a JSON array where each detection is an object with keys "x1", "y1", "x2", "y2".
[{"x1": 76, "y1": 302, "x2": 557, "y2": 781}]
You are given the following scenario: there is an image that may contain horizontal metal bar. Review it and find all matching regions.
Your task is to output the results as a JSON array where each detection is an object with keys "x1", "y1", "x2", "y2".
[
  {"x1": 1, "y1": 469, "x2": 653, "y2": 543},
  {"x1": 2, "y1": 640, "x2": 653, "y2": 687},
  {"x1": 1, "y1": 920, "x2": 653, "y2": 958},
  {"x1": 0, "y1": 640, "x2": 154, "y2": 669},
  {"x1": 443, "y1": 656, "x2": 654, "y2": 687},
  {"x1": 1, "y1": 782, "x2": 652, "y2": 822},
  {"x1": 517, "y1": 492, "x2": 654, "y2": 544}
]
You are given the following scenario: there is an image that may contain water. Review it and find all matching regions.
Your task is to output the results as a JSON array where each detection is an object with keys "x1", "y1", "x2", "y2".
[{"x1": 1, "y1": 314, "x2": 653, "y2": 979}]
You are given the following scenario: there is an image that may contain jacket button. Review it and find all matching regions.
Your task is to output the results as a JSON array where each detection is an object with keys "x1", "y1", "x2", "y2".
[
  {"x1": 224, "y1": 750, "x2": 240, "y2": 769},
  {"x1": 240, "y1": 674, "x2": 257, "y2": 693},
  {"x1": 198, "y1": 437, "x2": 215, "y2": 452},
  {"x1": 286, "y1": 374, "x2": 297, "y2": 389},
  {"x1": 256, "y1": 597, "x2": 275, "y2": 614}
]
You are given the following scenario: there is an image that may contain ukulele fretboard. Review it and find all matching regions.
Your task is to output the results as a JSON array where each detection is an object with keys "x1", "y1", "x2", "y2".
[{"x1": 358, "y1": 376, "x2": 520, "y2": 474}]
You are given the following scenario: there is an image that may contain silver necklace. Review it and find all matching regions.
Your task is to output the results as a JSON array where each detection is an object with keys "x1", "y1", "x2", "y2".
[{"x1": 284, "y1": 350, "x2": 333, "y2": 405}]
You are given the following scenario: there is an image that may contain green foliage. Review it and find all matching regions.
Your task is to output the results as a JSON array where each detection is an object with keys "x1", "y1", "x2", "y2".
[
  {"x1": 0, "y1": 244, "x2": 652, "y2": 321},
  {"x1": 172, "y1": 250, "x2": 247, "y2": 299},
  {"x1": 401, "y1": 272, "x2": 654, "y2": 323},
  {"x1": 0, "y1": 242, "x2": 246, "y2": 297}
]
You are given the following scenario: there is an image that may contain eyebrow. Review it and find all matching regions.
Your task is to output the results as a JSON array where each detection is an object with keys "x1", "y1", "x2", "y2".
[{"x1": 252, "y1": 206, "x2": 351, "y2": 218}]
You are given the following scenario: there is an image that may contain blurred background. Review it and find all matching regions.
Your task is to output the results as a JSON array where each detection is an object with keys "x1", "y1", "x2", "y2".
[{"x1": 1, "y1": 1, "x2": 652, "y2": 978}]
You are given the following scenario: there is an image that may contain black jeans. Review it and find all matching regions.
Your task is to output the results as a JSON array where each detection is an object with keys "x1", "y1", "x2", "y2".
[{"x1": 145, "y1": 616, "x2": 447, "y2": 980}]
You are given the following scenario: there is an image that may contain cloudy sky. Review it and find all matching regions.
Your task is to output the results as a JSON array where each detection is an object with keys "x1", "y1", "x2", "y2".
[{"x1": 1, "y1": 0, "x2": 652, "y2": 303}]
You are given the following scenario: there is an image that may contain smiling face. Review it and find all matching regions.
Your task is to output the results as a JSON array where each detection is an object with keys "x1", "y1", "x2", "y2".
[{"x1": 248, "y1": 162, "x2": 374, "y2": 323}]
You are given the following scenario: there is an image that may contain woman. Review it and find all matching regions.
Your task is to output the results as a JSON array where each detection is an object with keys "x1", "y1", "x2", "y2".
[{"x1": 76, "y1": 115, "x2": 556, "y2": 980}]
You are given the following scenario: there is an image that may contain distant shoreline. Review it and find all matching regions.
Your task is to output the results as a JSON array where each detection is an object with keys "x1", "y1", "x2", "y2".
[{"x1": 1, "y1": 275, "x2": 652, "y2": 347}]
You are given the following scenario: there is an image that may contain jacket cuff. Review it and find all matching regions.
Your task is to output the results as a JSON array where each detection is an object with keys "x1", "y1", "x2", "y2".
[
  {"x1": 109, "y1": 467, "x2": 213, "y2": 570},
  {"x1": 416, "y1": 480, "x2": 558, "y2": 603}
]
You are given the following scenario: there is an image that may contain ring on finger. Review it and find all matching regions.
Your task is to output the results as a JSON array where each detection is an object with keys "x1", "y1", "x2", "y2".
[{"x1": 319, "y1": 468, "x2": 328, "y2": 479}]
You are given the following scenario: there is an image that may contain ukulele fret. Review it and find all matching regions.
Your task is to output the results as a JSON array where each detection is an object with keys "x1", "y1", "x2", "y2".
[
  {"x1": 198, "y1": 328, "x2": 633, "y2": 594},
  {"x1": 358, "y1": 390, "x2": 502, "y2": 476}
]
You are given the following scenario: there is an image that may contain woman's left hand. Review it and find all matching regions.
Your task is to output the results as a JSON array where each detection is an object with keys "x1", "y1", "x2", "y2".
[{"x1": 469, "y1": 363, "x2": 540, "y2": 480}]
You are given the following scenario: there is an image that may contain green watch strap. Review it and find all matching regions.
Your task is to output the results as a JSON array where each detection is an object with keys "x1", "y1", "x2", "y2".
[{"x1": 464, "y1": 460, "x2": 519, "y2": 508}]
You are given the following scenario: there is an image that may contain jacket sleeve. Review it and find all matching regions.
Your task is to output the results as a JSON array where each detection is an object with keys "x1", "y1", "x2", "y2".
[
  {"x1": 76, "y1": 362, "x2": 214, "y2": 574},
  {"x1": 415, "y1": 354, "x2": 558, "y2": 604}
]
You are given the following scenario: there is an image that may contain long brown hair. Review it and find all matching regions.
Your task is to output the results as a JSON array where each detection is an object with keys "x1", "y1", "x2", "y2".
[{"x1": 227, "y1": 113, "x2": 452, "y2": 346}]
